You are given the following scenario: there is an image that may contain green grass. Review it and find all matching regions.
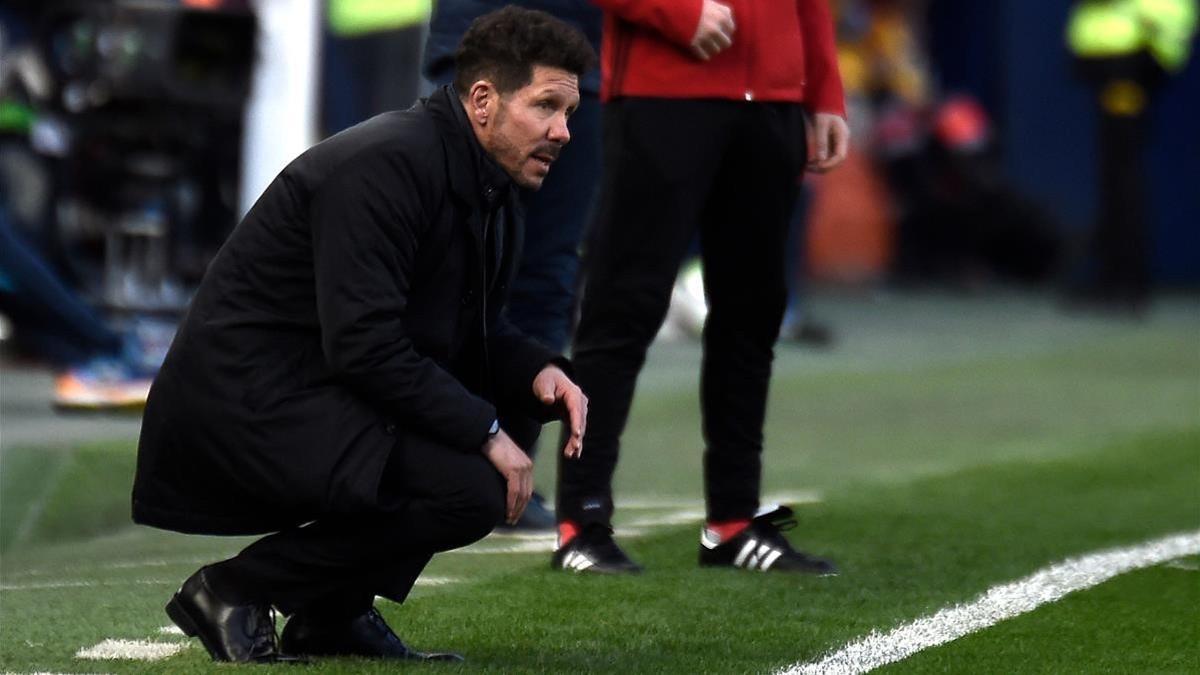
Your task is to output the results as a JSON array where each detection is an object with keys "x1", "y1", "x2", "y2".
[
  {"x1": 383, "y1": 430, "x2": 1198, "y2": 675},
  {"x1": 4, "y1": 428, "x2": 1194, "y2": 673},
  {"x1": 1, "y1": 296, "x2": 1198, "y2": 673},
  {"x1": 885, "y1": 557, "x2": 1200, "y2": 674},
  {"x1": 619, "y1": 329, "x2": 1200, "y2": 498},
  {"x1": 0, "y1": 442, "x2": 69, "y2": 550},
  {"x1": 0, "y1": 442, "x2": 138, "y2": 552}
]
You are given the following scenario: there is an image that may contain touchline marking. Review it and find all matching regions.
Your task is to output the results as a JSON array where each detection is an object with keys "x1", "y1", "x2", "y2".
[
  {"x1": 75, "y1": 639, "x2": 187, "y2": 661},
  {"x1": 617, "y1": 490, "x2": 822, "y2": 510},
  {"x1": 414, "y1": 575, "x2": 459, "y2": 587},
  {"x1": 621, "y1": 509, "x2": 707, "y2": 528},
  {"x1": 776, "y1": 529, "x2": 1200, "y2": 675},
  {"x1": 460, "y1": 501, "x2": 821, "y2": 555},
  {"x1": 457, "y1": 539, "x2": 556, "y2": 555},
  {"x1": 457, "y1": 507, "x2": 707, "y2": 555},
  {"x1": 9, "y1": 453, "x2": 74, "y2": 550}
]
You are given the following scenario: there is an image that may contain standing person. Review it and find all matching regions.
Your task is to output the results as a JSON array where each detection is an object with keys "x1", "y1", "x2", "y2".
[
  {"x1": 424, "y1": 0, "x2": 604, "y2": 530},
  {"x1": 553, "y1": 0, "x2": 850, "y2": 574},
  {"x1": 132, "y1": 7, "x2": 594, "y2": 663},
  {"x1": 321, "y1": 0, "x2": 432, "y2": 136},
  {"x1": 1066, "y1": 0, "x2": 1197, "y2": 312}
]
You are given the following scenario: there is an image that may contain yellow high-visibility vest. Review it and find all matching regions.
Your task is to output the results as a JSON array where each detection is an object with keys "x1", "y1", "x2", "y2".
[
  {"x1": 1067, "y1": 0, "x2": 1198, "y2": 72},
  {"x1": 327, "y1": 0, "x2": 432, "y2": 37}
]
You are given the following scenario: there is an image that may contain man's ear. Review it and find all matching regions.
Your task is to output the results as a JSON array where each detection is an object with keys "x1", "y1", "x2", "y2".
[{"x1": 467, "y1": 80, "x2": 496, "y2": 126}]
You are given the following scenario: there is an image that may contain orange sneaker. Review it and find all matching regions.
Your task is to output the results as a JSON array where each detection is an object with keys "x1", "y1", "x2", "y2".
[{"x1": 54, "y1": 359, "x2": 152, "y2": 411}]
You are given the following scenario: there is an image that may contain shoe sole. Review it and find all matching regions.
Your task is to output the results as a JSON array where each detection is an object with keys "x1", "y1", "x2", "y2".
[
  {"x1": 700, "y1": 567, "x2": 838, "y2": 577},
  {"x1": 167, "y1": 593, "x2": 306, "y2": 664},
  {"x1": 558, "y1": 566, "x2": 643, "y2": 574},
  {"x1": 552, "y1": 560, "x2": 643, "y2": 575},
  {"x1": 698, "y1": 559, "x2": 839, "y2": 576},
  {"x1": 53, "y1": 400, "x2": 147, "y2": 413}
]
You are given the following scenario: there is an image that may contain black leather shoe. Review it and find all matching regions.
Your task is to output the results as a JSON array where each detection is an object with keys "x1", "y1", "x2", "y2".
[
  {"x1": 281, "y1": 607, "x2": 464, "y2": 661},
  {"x1": 166, "y1": 567, "x2": 302, "y2": 663}
]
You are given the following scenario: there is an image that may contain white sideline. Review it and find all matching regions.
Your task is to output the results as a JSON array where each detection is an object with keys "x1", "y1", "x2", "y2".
[
  {"x1": 394, "y1": 495, "x2": 824, "y2": 555},
  {"x1": 454, "y1": 509, "x2": 710, "y2": 555},
  {"x1": 618, "y1": 491, "x2": 822, "y2": 510},
  {"x1": 75, "y1": 639, "x2": 187, "y2": 661},
  {"x1": 775, "y1": 529, "x2": 1200, "y2": 675}
]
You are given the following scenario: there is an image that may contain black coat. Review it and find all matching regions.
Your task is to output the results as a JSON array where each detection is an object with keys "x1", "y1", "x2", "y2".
[{"x1": 133, "y1": 87, "x2": 560, "y2": 535}]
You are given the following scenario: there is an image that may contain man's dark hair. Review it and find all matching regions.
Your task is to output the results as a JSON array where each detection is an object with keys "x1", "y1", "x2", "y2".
[{"x1": 454, "y1": 6, "x2": 597, "y2": 95}]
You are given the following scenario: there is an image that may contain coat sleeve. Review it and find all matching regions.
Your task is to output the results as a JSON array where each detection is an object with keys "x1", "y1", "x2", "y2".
[
  {"x1": 310, "y1": 149, "x2": 496, "y2": 451},
  {"x1": 486, "y1": 309, "x2": 572, "y2": 424},
  {"x1": 592, "y1": 0, "x2": 703, "y2": 48},
  {"x1": 797, "y1": 0, "x2": 847, "y2": 117}
]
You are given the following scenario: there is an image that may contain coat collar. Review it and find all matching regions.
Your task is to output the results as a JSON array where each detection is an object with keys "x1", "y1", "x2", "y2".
[{"x1": 428, "y1": 84, "x2": 512, "y2": 211}]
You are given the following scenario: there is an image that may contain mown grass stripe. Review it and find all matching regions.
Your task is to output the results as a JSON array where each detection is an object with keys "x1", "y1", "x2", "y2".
[
  {"x1": 1, "y1": 575, "x2": 459, "y2": 592},
  {"x1": 6, "y1": 450, "x2": 73, "y2": 551},
  {"x1": 0, "y1": 579, "x2": 174, "y2": 591},
  {"x1": 779, "y1": 529, "x2": 1200, "y2": 675}
]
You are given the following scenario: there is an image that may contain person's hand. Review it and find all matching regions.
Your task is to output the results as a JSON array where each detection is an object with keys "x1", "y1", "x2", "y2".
[
  {"x1": 691, "y1": 0, "x2": 735, "y2": 61},
  {"x1": 532, "y1": 364, "x2": 587, "y2": 459},
  {"x1": 805, "y1": 112, "x2": 851, "y2": 173},
  {"x1": 482, "y1": 429, "x2": 533, "y2": 525}
]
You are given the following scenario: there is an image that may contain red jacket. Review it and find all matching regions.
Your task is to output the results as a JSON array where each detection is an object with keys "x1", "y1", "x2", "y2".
[{"x1": 592, "y1": 0, "x2": 846, "y2": 116}]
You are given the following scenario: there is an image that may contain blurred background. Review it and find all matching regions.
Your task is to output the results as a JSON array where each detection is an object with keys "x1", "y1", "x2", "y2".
[
  {"x1": 1, "y1": 5, "x2": 1197, "y2": 670},
  {"x1": 0, "y1": 0, "x2": 1196, "y2": 417}
]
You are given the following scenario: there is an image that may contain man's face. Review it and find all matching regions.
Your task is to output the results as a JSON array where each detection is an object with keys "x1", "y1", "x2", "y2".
[{"x1": 476, "y1": 66, "x2": 580, "y2": 190}]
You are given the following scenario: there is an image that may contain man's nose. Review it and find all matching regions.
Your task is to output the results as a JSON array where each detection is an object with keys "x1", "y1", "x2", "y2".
[{"x1": 548, "y1": 114, "x2": 571, "y2": 144}]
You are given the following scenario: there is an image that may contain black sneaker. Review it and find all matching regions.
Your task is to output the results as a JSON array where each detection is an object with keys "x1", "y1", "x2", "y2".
[
  {"x1": 551, "y1": 524, "x2": 643, "y2": 574},
  {"x1": 698, "y1": 505, "x2": 837, "y2": 575}
]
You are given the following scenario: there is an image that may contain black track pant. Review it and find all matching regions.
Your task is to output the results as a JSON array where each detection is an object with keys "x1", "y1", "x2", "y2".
[
  {"x1": 210, "y1": 434, "x2": 505, "y2": 618},
  {"x1": 558, "y1": 98, "x2": 808, "y2": 527},
  {"x1": 1096, "y1": 104, "x2": 1150, "y2": 301}
]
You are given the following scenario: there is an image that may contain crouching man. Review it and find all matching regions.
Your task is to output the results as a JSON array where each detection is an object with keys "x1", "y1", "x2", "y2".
[{"x1": 131, "y1": 7, "x2": 595, "y2": 663}]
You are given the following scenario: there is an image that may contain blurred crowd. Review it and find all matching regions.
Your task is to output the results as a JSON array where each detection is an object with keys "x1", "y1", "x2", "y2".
[{"x1": 0, "y1": 0, "x2": 1195, "y2": 411}]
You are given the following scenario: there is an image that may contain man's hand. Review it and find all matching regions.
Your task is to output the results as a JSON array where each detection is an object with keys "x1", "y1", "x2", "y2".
[
  {"x1": 691, "y1": 0, "x2": 735, "y2": 61},
  {"x1": 482, "y1": 430, "x2": 533, "y2": 525},
  {"x1": 532, "y1": 364, "x2": 587, "y2": 459},
  {"x1": 805, "y1": 112, "x2": 851, "y2": 173}
]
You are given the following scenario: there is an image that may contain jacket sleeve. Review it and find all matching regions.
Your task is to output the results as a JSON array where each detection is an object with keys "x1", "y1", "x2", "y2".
[
  {"x1": 310, "y1": 149, "x2": 497, "y2": 451},
  {"x1": 486, "y1": 309, "x2": 572, "y2": 424},
  {"x1": 797, "y1": 0, "x2": 847, "y2": 117},
  {"x1": 592, "y1": 0, "x2": 704, "y2": 48}
]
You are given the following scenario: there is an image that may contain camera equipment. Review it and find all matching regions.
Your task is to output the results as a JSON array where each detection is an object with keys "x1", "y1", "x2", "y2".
[{"x1": 29, "y1": 0, "x2": 257, "y2": 311}]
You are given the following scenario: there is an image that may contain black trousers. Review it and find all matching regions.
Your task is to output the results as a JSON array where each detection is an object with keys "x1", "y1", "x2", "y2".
[
  {"x1": 558, "y1": 98, "x2": 807, "y2": 526},
  {"x1": 1076, "y1": 53, "x2": 1162, "y2": 304},
  {"x1": 1095, "y1": 101, "x2": 1150, "y2": 302},
  {"x1": 211, "y1": 433, "x2": 505, "y2": 617}
]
